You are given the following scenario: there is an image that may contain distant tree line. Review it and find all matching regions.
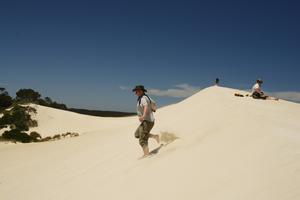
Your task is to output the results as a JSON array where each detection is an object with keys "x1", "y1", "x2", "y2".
[
  {"x1": 0, "y1": 87, "x2": 67, "y2": 112},
  {"x1": 16, "y1": 88, "x2": 67, "y2": 110},
  {"x1": 69, "y1": 108, "x2": 136, "y2": 117}
]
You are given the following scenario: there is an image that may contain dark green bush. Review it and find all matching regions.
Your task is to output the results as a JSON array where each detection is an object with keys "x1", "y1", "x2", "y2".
[
  {"x1": 38, "y1": 98, "x2": 67, "y2": 110},
  {"x1": 52, "y1": 134, "x2": 61, "y2": 140},
  {"x1": 30, "y1": 131, "x2": 42, "y2": 141},
  {"x1": 0, "y1": 111, "x2": 13, "y2": 126},
  {"x1": 0, "y1": 88, "x2": 13, "y2": 111},
  {"x1": 38, "y1": 98, "x2": 48, "y2": 106},
  {"x1": 11, "y1": 106, "x2": 31, "y2": 131},
  {"x1": 26, "y1": 106, "x2": 37, "y2": 114},
  {"x1": 0, "y1": 105, "x2": 38, "y2": 132},
  {"x1": 0, "y1": 124, "x2": 7, "y2": 129},
  {"x1": 16, "y1": 89, "x2": 41, "y2": 103},
  {"x1": 2, "y1": 129, "x2": 32, "y2": 143},
  {"x1": 49, "y1": 102, "x2": 68, "y2": 110},
  {"x1": 40, "y1": 136, "x2": 52, "y2": 142},
  {"x1": 44, "y1": 97, "x2": 53, "y2": 105}
]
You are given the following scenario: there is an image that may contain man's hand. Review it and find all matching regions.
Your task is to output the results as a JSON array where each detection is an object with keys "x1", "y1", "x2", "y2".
[{"x1": 139, "y1": 116, "x2": 144, "y2": 122}]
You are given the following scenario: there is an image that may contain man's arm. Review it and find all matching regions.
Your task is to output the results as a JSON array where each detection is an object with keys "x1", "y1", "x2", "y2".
[{"x1": 139, "y1": 106, "x2": 148, "y2": 122}]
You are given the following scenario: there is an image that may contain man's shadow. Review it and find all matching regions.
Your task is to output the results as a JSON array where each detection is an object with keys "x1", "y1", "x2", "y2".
[{"x1": 150, "y1": 144, "x2": 164, "y2": 155}]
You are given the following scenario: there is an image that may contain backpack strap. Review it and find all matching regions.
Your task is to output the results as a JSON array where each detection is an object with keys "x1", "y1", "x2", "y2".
[
  {"x1": 138, "y1": 94, "x2": 151, "y2": 106},
  {"x1": 144, "y1": 94, "x2": 152, "y2": 103}
]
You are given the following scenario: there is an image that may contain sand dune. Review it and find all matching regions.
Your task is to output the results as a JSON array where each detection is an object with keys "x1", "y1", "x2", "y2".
[
  {"x1": 28, "y1": 104, "x2": 137, "y2": 138},
  {"x1": 1, "y1": 86, "x2": 300, "y2": 200}
]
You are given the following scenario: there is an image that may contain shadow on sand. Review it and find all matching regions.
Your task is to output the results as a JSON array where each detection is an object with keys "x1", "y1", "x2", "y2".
[{"x1": 150, "y1": 144, "x2": 164, "y2": 155}]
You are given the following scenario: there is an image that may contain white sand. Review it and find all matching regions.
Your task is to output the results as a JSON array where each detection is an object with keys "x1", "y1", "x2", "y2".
[{"x1": 0, "y1": 86, "x2": 300, "y2": 200}]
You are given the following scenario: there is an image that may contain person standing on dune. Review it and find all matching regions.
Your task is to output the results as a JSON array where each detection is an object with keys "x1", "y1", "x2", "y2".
[
  {"x1": 133, "y1": 85, "x2": 160, "y2": 158},
  {"x1": 215, "y1": 78, "x2": 220, "y2": 86}
]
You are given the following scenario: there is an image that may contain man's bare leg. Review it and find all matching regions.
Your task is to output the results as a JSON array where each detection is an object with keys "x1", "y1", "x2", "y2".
[{"x1": 142, "y1": 145, "x2": 150, "y2": 157}]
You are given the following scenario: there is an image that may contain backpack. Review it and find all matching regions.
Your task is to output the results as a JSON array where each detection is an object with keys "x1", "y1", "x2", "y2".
[{"x1": 138, "y1": 94, "x2": 157, "y2": 112}]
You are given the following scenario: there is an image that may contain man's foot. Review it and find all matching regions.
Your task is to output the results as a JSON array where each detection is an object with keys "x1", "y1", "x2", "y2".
[{"x1": 154, "y1": 135, "x2": 160, "y2": 144}]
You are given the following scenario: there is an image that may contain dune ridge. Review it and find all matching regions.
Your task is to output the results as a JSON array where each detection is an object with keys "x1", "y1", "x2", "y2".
[{"x1": 0, "y1": 86, "x2": 299, "y2": 200}]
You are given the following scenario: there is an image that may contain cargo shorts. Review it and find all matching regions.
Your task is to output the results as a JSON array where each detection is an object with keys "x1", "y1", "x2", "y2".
[
  {"x1": 134, "y1": 120, "x2": 155, "y2": 147},
  {"x1": 252, "y1": 91, "x2": 267, "y2": 100}
]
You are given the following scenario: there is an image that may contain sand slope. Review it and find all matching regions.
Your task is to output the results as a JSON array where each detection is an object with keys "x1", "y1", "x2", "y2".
[
  {"x1": 29, "y1": 104, "x2": 137, "y2": 138},
  {"x1": 0, "y1": 86, "x2": 300, "y2": 200}
]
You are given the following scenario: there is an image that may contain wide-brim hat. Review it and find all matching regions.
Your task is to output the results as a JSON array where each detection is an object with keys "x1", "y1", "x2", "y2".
[{"x1": 132, "y1": 85, "x2": 147, "y2": 92}]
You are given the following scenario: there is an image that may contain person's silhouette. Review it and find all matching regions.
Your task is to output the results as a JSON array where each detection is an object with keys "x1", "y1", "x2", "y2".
[{"x1": 215, "y1": 78, "x2": 220, "y2": 86}]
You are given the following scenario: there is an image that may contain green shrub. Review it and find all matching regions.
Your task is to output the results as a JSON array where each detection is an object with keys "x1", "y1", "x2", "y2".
[
  {"x1": 0, "y1": 88, "x2": 13, "y2": 111},
  {"x1": 0, "y1": 94, "x2": 13, "y2": 111},
  {"x1": 38, "y1": 98, "x2": 67, "y2": 110},
  {"x1": 38, "y1": 98, "x2": 48, "y2": 106},
  {"x1": 40, "y1": 136, "x2": 52, "y2": 142},
  {"x1": 11, "y1": 106, "x2": 31, "y2": 131},
  {"x1": 27, "y1": 119, "x2": 38, "y2": 128},
  {"x1": 30, "y1": 131, "x2": 42, "y2": 141},
  {"x1": 49, "y1": 102, "x2": 68, "y2": 110},
  {"x1": 16, "y1": 89, "x2": 41, "y2": 103},
  {"x1": 0, "y1": 124, "x2": 7, "y2": 129},
  {"x1": 44, "y1": 97, "x2": 53, "y2": 105},
  {"x1": 0, "y1": 111, "x2": 13, "y2": 126},
  {"x1": 26, "y1": 106, "x2": 37, "y2": 114},
  {"x1": 0, "y1": 105, "x2": 38, "y2": 132},
  {"x1": 2, "y1": 129, "x2": 32, "y2": 143},
  {"x1": 52, "y1": 134, "x2": 61, "y2": 140}
]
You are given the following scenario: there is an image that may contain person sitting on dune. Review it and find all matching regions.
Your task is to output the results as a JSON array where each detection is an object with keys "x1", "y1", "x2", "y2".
[
  {"x1": 133, "y1": 85, "x2": 160, "y2": 158},
  {"x1": 252, "y1": 79, "x2": 278, "y2": 100},
  {"x1": 252, "y1": 79, "x2": 266, "y2": 99}
]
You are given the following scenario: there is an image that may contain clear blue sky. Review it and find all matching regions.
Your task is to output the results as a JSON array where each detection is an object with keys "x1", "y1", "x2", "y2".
[{"x1": 1, "y1": 0, "x2": 300, "y2": 111}]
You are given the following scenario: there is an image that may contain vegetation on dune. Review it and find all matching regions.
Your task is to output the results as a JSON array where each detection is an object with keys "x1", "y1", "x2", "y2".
[
  {"x1": 16, "y1": 88, "x2": 41, "y2": 103},
  {"x1": 0, "y1": 105, "x2": 38, "y2": 143},
  {"x1": 0, "y1": 105, "x2": 37, "y2": 130},
  {"x1": 38, "y1": 96, "x2": 68, "y2": 110},
  {"x1": 0, "y1": 86, "x2": 133, "y2": 143},
  {"x1": 15, "y1": 88, "x2": 68, "y2": 110},
  {"x1": 29, "y1": 131, "x2": 42, "y2": 141},
  {"x1": 0, "y1": 88, "x2": 13, "y2": 112},
  {"x1": 2, "y1": 129, "x2": 33, "y2": 143},
  {"x1": 0, "y1": 87, "x2": 90, "y2": 143},
  {"x1": 39, "y1": 132, "x2": 79, "y2": 142}
]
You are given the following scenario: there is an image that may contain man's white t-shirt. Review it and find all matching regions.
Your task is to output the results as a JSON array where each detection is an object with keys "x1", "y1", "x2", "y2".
[
  {"x1": 252, "y1": 83, "x2": 262, "y2": 93},
  {"x1": 137, "y1": 96, "x2": 155, "y2": 122}
]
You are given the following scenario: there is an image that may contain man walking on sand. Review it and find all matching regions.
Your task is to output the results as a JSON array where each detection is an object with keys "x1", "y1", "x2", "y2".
[{"x1": 133, "y1": 85, "x2": 160, "y2": 158}]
